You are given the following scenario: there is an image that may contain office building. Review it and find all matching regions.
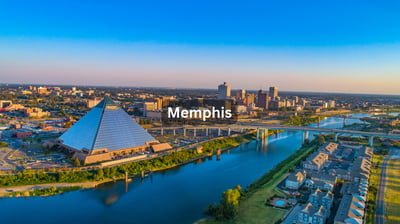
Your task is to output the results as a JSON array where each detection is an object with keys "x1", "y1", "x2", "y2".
[
  {"x1": 257, "y1": 90, "x2": 269, "y2": 110},
  {"x1": 217, "y1": 82, "x2": 231, "y2": 100},
  {"x1": 269, "y1": 86, "x2": 279, "y2": 100}
]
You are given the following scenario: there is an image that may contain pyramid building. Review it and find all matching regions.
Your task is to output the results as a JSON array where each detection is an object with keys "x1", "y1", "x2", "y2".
[{"x1": 58, "y1": 97, "x2": 165, "y2": 164}]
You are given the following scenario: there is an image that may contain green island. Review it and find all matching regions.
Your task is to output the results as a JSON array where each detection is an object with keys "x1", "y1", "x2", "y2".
[{"x1": 281, "y1": 115, "x2": 326, "y2": 126}]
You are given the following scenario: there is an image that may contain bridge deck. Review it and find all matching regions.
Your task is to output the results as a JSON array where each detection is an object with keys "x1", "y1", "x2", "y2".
[{"x1": 148, "y1": 123, "x2": 400, "y2": 139}]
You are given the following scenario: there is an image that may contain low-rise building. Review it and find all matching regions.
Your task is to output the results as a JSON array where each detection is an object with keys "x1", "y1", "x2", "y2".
[
  {"x1": 303, "y1": 152, "x2": 329, "y2": 171},
  {"x1": 334, "y1": 195, "x2": 365, "y2": 224},
  {"x1": 319, "y1": 142, "x2": 339, "y2": 155},
  {"x1": 12, "y1": 129, "x2": 32, "y2": 138},
  {"x1": 297, "y1": 203, "x2": 327, "y2": 224},
  {"x1": 23, "y1": 108, "x2": 50, "y2": 118},
  {"x1": 285, "y1": 169, "x2": 307, "y2": 190}
]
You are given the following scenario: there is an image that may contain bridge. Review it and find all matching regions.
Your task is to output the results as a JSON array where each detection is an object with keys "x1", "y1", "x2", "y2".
[{"x1": 148, "y1": 123, "x2": 400, "y2": 147}]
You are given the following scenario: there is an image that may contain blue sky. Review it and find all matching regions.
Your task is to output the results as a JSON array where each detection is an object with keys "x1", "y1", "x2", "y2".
[{"x1": 1, "y1": 0, "x2": 400, "y2": 94}]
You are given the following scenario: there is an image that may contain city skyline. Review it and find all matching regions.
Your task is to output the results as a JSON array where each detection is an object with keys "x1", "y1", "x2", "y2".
[{"x1": 1, "y1": 1, "x2": 400, "y2": 94}]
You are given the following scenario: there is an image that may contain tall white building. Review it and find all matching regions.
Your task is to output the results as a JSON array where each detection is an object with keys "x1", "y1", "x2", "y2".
[{"x1": 217, "y1": 82, "x2": 231, "y2": 100}]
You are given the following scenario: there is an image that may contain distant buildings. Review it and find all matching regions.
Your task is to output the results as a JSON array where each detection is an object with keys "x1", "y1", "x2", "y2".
[
  {"x1": 12, "y1": 129, "x2": 32, "y2": 138},
  {"x1": 0, "y1": 100, "x2": 12, "y2": 109},
  {"x1": 87, "y1": 98, "x2": 102, "y2": 108},
  {"x1": 23, "y1": 107, "x2": 50, "y2": 118},
  {"x1": 37, "y1": 86, "x2": 49, "y2": 95},
  {"x1": 217, "y1": 82, "x2": 231, "y2": 100}
]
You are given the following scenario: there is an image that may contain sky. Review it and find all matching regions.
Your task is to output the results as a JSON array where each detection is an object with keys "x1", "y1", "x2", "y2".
[{"x1": 1, "y1": 0, "x2": 400, "y2": 94}]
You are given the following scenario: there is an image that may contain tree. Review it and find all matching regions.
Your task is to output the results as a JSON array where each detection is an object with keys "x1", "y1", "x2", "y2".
[
  {"x1": 64, "y1": 122, "x2": 72, "y2": 128},
  {"x1": 314, "y1": 135, "x2": 326, "y2": 146},
  {"x1": 95, "y1": 169, "x2": 104, "y2": 180},
  {"x1": 0, "y1": 142, "x2": 7, "y2": 147}
]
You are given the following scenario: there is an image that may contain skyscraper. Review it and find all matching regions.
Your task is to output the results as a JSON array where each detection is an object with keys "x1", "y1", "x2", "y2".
[
  {"x1": 269, "y1": 87, "x2": 279, "y2": 100},
  {"x1": 217, "y1": 82, "x2": 231, "y2": 100},
  {"x1": 236, "y1": 89, "x2": 246, "y2": 100},
  {"x1": 257, "y1": 90, "x2": 269, "y2": 110}
]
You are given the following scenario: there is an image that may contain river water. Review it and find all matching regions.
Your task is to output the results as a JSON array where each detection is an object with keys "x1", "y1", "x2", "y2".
[{"x1": 0, "y1": 114, "x2": 371, "y2": 224}]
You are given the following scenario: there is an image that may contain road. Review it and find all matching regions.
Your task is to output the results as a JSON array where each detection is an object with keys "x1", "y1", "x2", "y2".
[
  {"x1": 148, "y1": 123, "x2": 400, "y2": 139},
  {"x1": 375, "y1": 149, "x2": 399, "y2": 224}
]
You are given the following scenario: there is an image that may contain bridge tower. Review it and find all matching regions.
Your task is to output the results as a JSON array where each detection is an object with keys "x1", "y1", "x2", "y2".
[
  {"x1": 256, "y1": 128, "x2": 260, "y2": 140},
  {"x1": 369, "y1": 136, "x2": 374, "y2": 147},
  {"x1": 304, "y1": 131, "x2": 309, "y2": 143},
  {"x1": 264, "y1": 129, "x2": 269, "y2": 146}
]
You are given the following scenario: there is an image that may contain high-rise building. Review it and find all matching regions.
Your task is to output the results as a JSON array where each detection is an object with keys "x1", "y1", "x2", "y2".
[
  {"x1": 269, "y1": 87, "x2": 279, "y2": 100},
  {"x1": 257, "y1": 90, "x2": 269, "y2": 110},
  {"x1": 217, "y1": 82, "x2": 231, "y2": 100},
  {"x1": 236, "y1": 89, "x2": 246, "y2": 100},
  {"x1": 246, "y1": 93, "x2": 255, "y2": 106}
]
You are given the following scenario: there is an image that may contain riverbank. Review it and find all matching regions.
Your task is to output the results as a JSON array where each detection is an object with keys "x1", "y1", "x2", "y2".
[
  {"x1": 0, "y1": 133, "x2": 258, "y2": 197},
  {"x1": 0, "y1": 181, "x2": 109, "y2": 197},
  {"x1": 200, "y1": 141, "x2": 319, "y2": 224}
]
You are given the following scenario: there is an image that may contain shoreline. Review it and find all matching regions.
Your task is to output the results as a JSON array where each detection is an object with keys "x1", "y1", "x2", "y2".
[{"x1": 0, "y1": 134, "x2": 258, "y2": 198}]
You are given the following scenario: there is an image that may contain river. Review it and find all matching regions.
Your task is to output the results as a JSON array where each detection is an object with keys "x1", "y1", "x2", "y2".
[{"x1": 0, "y1": 114, "x2": 371, "y2": 224}]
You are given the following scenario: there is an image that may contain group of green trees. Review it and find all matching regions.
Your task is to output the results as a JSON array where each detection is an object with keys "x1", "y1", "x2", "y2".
[
  {"x1": 282, "y1": 115, "x2": 325, "y2": 126},
  {"x1": 0, "y1": 134, "x2": 255, "y2": 187},
  {"x1": 206, "y1": 185, "x2": 242, "y2": 220}
]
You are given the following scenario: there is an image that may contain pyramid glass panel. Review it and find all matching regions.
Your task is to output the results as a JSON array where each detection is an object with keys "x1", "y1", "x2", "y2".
[{"x1": 59, "y1": 97, "x2": 156, "y2": 152}]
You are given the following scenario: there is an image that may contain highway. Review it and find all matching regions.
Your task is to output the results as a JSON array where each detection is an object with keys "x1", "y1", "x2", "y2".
[{"x1": 149, "y1": 123, "x2": 400, "y2": 139}]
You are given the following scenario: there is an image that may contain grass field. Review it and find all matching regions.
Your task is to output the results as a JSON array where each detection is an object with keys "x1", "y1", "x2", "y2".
[
  {"x1": 385, "y1": 158, "x2": 400, "y2": 224},
  {"x1": 200, "y1": 144, "x2": 317, "y2": 224},
  {"x1": 366, "y1": 155, "x2": 384, "y2": 224}
]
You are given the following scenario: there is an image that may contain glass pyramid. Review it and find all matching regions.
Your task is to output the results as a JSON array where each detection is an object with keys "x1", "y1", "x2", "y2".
[{"x1": 59, "y1": 97, "x2": 156, "y2": 152}]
